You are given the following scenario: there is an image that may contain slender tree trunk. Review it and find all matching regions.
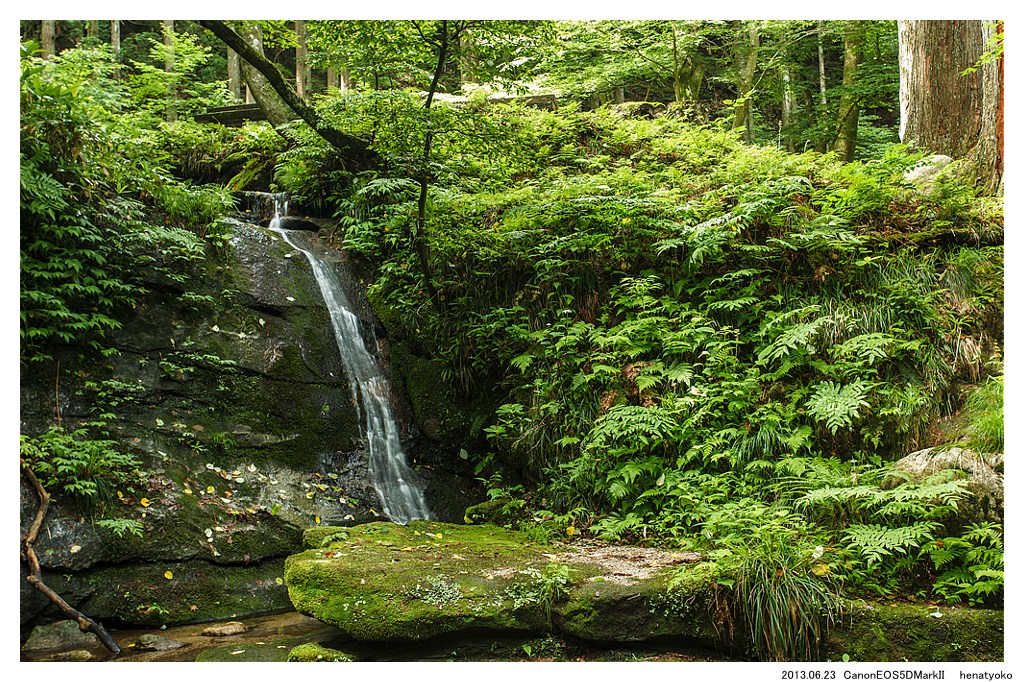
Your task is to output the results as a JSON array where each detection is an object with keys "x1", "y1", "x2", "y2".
[
  {"x1": 817, "y1": 21, "x2": 828, "y2": 107},
  {"x1": 199, "y1": 19, "x2": 370, "y2": 158},
  {"x1": 780, "y1": 53, "x2": 795, "y2": 152},
  {"x1": 163, "y1": 20, "x2": 176, "y2": 122},
  {"x1": 295, "y1": 20, "x2": 310, "y2": 99},
  {"x1": 414, "y1": 20, "x2": 449, "y2": 306},
  {"x1": 459, "y1": 30, "x2": 477, "y2": 84},
  {"x1": 832, "y1": 21, "x2": 864, "y2": 162},
  {"x1": 234, "y1": 21, "x2": 297, "y2": 126},
  {"x1": 732, "y1": 21, "x2": 759, "y2": 142},
  {"x1": 86, "y1": 21, "x2": 99, "y2": 41},
  {"x1": 41, "y1": 20, "x2": 56, "y2": 58},
  {"x1": 326, "y1": 66, "x2": 338, "y2": 91},
  {"x1": 110, "y1": 20, "x2": 121, "y2": 80},
  {"x1": 227, "y1": 48, "x2": 241, "y2": 101}
]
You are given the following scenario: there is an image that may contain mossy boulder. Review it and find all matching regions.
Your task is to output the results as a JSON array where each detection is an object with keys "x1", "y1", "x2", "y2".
[
  {"x1": 26, "y1": 557, "x2": 292, "y2": 629},
  {"x1": 286, "y1": 521, "x2": 1003, "y2": 661},
  {"x1": 285, "y1": 520, "x2": 712, "y2": 645},
  {"x1": 824, "y1": 602, "x2": 1003, "y2": 662},
  {"x1": 287, "y1": 642, "x2": 356, "y2": 662}
]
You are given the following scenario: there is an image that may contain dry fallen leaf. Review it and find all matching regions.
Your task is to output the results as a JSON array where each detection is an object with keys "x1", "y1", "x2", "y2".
[{"x1": 140, "y1": 498, "x2": 150, "y2": 507}]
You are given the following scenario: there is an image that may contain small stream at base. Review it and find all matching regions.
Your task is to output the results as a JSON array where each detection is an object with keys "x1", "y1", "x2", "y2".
[
  {"x1": 267, "y1": 194, "x2": 431, "y2": 523},
  {"x1": 21, "y1": 610, "x2": 733, "y2": 662}
]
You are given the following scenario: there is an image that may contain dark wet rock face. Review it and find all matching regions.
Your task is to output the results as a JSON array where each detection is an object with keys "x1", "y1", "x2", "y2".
[{"x1": 20, "y1": 215, "x2": 454, "y2": 635}]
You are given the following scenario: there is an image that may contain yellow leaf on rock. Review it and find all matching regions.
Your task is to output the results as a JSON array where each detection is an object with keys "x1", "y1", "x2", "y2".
[{"x1": 164, "y1": 571, "x2": 174, "y2": 580}]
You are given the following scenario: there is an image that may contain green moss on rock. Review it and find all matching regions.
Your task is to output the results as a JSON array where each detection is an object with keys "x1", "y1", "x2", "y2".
[
  {"x1": 287, "y1": 642, "x2": 356, "y2": 662},
  {"x1": 825, "y1": 602, "x2": 1003, "y2": 662}
]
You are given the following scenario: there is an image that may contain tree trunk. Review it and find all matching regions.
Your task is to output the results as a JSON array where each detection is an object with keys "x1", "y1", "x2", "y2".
[
  {"x1": 780, "y1": 53, "x2": 795, "y2": 152},
  {"x1": 898, "y1": 20, "x2": 984, "y2": 159},
  {"x1": 227, "y1": 48, "x2": 241, "y2": 101},
  {"x1": 295, "y1": 20, "x2": 310, "y2": 99},
  {"x1": 832, "y1": 21, "x2": 864, "y2": 162},
  {"x1": 41, "y1": 20, "x2": 56, "y2": 58},
  {"x1": 414, "y1": 20, "x2": 449, "y2": 306},
  {"x1": 86, "y1": 21, "x2": 99, "y2": 41},
  {"x1": 962, "y1": 20, "x2": 1004, "y2": 194},
  {"x1": 199, "y1": 21, "x2": 371, "y2": 158},
  {"x1": 231, "y1": 22, "x2": 295, "y2": 127},
  {"x1": 459, "y1": 30, "x2": 477, "y2": 84},
  {"x1": 732, "y1": 21, "x2": 759, "y2": 142},
  {"x1": 163, "y1": 20, "x2": 176, "y2": 122},
  {"x1": 817, "y1": 21, "x2": 828, "y2": 107},
  {"x1": 110, "y1": 20, "x2": 121, "y2": 80}
]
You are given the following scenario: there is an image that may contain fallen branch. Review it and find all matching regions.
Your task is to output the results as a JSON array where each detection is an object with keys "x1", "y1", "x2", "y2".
[{"x1": 20, "y1": 460, "x2": 121, "y2": 656}]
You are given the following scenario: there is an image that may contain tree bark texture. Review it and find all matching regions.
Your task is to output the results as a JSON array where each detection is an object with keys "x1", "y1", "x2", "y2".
[
  {"x1": 110, "y1": 20, "x2": 121, "y2": 80},
  {"x1": 41, "y1": 20, "x2": 55, "y2": 58},
  {"x1": 898, "y1": 20, "x2": 984, "y2": 159},
  {"x1": 962, "y1": 20, "x2": 1004, "y2": 194},
  {"x1": 295, "y1": 20, "x2": 310, "y2": 99},
  {"x1": 833, "y1": 21, "x2": 864, "y2": 162},
  {"x1": 227, "y1": 48, "x2": 241, "y2": 101},
  {"x1": 732, "y1": 21, "x2": 759, "y2": 142},
  {"x1": 163, "y1": 20, "x2": 176, "y2": 122}
]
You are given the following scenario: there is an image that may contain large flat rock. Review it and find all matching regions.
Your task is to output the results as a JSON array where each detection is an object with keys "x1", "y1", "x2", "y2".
[{"x1": 285, "y1": 521, "x2": 1004, "y2": 661}]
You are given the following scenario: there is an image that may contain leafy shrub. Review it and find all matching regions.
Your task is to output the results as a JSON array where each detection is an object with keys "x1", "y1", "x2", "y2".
[{"x1": 20, "y1": 427, "x2": 144, "y2": 511}]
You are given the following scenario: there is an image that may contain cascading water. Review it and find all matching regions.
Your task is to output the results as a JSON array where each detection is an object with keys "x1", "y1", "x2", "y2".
[{"x1": 267, "y1": 194, "x2": 431, "y2": 523}]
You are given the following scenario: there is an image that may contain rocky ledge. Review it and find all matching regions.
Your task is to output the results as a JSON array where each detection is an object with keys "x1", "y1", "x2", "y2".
[{"x1": 284, "y1": 521, "x2": 1003, "y2": 661}]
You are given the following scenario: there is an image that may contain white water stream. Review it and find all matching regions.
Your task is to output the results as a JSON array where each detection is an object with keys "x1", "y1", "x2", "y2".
[{"x1": 268, "y1": 195, "x2": 431, "y2": 523}]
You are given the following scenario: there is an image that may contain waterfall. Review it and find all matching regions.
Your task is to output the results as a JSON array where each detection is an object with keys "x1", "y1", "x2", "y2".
[{"x1": 268, "y1": 194, "x2": 431, "y2": 523}]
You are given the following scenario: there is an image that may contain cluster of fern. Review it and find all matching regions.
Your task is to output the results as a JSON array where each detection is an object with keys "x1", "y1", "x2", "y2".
[{"x1": 308, "y1": 95, "x2": 1002, "y2": 629}]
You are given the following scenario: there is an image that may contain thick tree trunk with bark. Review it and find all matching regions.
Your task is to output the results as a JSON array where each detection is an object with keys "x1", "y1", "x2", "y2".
[
  {"x1": 899, "y1": 19, "x2": 1002, "y2": 192},
  {"x1": 833, "y1": 21, "x2": 864, "y2": 162},
  {"x1": 899, "y1": 20, "x2": 983, "y2": 159}
]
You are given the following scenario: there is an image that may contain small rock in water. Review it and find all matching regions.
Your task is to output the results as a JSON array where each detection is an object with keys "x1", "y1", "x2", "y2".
[
  {"x1": 201, "y1": 621, "x2": 248, "y2": 637},
  {"x1": 21, "y1": 619, "x2": 102, "y2": 652},
  {"x1": 135, "y1": 633, "x2": 185, "y2": 651},
  {"x1": 41, "y1": 649, "x2": 95, "y2": 662}
]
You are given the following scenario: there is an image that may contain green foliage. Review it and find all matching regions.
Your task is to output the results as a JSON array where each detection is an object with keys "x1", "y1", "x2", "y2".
[
  {"x1": 730, "y1": 532, "x2": 840, "y2": 661},
  {"x1": 506, "y1": 564, "x2": 575, "y2": 627},
  {"x1": 962, "y1": 376, "x2": 1003, "y2": 453},
  {"x1": 21, "y1": 427, "x2": 144, "y2": 511},
  {"x1": 330, "y1": 94, "x2": 999, "y2": 612},
  {"x1": 95, "y1": 518, "x2": 145, "y2": 539},
  {"x1": 924, "y1": 522, "x2": 1003, "y2": 606}
]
